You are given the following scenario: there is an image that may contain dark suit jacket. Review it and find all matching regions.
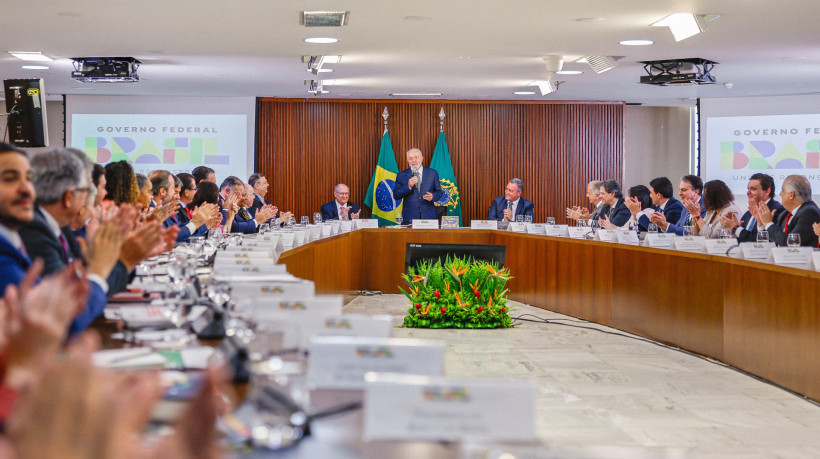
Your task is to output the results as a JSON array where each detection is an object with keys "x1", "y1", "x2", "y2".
[
  {"x1": 176, "y1": 201, "x2": 191, "y2": 224},
  {"x1": 249, "y1": 194, "x2": 269, "y2": 217},
  {"x1": 637, "y1": 197, "x2": 684, "y2": 231},
  {"x1": 602, "y1": 198, "x2": 631, "y2": 227},
  {"x1": 588, "y1": 203, "x2": 605, "y2": 222},
  {"x1": 666, "y1": 197, "x2": 707, "y2": 235},
  {"x1": 221, "y1": 208, "x2": 258, "y2": 234},
  {"x1": 769, "y1": 201, "x2": 820, "y2": 247},
  {"x1": 61, "y1": 226, "x2": 132, "y2": 296},
  {"x1": 736, "y1": 199, "x2": 785, "y2": 242},
  {"x1": 0, "y1": 232, "x2": 31, "y2": 296},
  {"x1": 486, "y1": 196, "x2": 535, "y2": 221},
  {"x1": 321, "y1": 201, "x2": 361, "y2": 221},
  {"x1": 19, "y1": 206, "x2": 108, "y2": 335},
  {"x1": 393, "y1": 167, "x2": 443, "y2": 220}
]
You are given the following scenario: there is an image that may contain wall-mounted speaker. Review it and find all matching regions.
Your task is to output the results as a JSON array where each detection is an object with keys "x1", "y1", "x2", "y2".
[{"x1": 3, "y1": 78, "x2": 49, "y2": 148}]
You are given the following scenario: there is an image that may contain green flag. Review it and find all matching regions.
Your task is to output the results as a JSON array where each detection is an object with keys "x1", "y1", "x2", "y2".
[
  {"x1": 364, "y1": 130, "x2": 403, "y2": 226},
  {"x1": 429, "y1": 131, "x2": 462, "y2": 225}
]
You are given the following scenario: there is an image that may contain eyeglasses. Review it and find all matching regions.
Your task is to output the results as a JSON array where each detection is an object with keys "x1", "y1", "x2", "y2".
[
  {"x1": 336, "y1": 192, "x2": 350, "y2": 196},
  {"x1": 73, "y1": 186, "x2": 92, "y2": 194}
]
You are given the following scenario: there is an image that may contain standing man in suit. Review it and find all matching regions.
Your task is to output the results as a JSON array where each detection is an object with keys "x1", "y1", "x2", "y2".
[
  {"x1": 393, "y1": 148, "x2": 443, "y2": 221},
  {"x1": 650, "y1": 175, "x2": 706, "y2": 235},
  {"x1": 248, "y1": 173, "x2": 270, "y2": 217},
  {"x1": 598, "y1": 180, "x2": 631, "y2": 227},
  {"x1": 321, "y1": 183, "x2": 361, "y2": 220},
  {"x1": 757, "y1": 175, "x2": 820, "y2": 247},
  {"x1": 487, "y1": 178, "x2": 534, "y2": 221},
  {"x1": 624, "y1": 177, "x2": 683, "y2": 231},
  {"x1": 718, "y1": 173, "x2": 784, "y2": 242}
]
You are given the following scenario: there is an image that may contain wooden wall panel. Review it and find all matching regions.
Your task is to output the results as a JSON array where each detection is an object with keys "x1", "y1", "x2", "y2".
[{"x1": 255, "y1": 99, "x2": 623, "y2": 224}]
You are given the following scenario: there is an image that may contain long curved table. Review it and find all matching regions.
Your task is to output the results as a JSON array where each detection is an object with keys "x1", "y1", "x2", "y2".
[{"x1": 279, "y1": 228, "x2": 820, "y2": 402}]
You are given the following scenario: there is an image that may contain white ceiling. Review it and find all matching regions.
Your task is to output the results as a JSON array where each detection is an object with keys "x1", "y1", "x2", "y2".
[{"x1": 1, "y1": 0, "x2": 819, "y2": 106}]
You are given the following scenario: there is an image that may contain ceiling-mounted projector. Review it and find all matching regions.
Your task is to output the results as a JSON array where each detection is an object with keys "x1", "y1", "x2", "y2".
[
  {"x1": 71, "y1": 57, "x2": 141, "y2": 82},
  {"x1": 639, "y1": 58, "x2": 717, "y2": 86}
]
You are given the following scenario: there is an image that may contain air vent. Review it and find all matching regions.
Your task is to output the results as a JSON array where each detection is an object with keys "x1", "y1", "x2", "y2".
[
  {"x1": 301, "y1": 11, "x2": 349, "y2": 27},
  {"x1": 585, "y1": 55, "x2": 616, "y2": 74}
]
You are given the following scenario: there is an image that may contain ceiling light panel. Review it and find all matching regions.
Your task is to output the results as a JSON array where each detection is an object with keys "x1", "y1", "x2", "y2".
[
  {"x1": 302, "y1": 11, "x2": 349, "y2": 27},
  {"x1": 652, "y1": 13, "x2": 703, "y2": 42},
  {"x1": 9, "y1": 51, "x2": 53, "y2": 62}
]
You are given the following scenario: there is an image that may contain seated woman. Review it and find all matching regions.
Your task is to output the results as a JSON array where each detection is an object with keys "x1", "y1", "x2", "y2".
[
  {"x1": 189, "y1": 181, "x2": 238, "y2": 234},
  {"x1": 601, "y1": 185, "x2": 654, "y2": 230},
  {"x1": 103, "y1": 160, "x2": 139, "y2": 207},
  {"x1": 691, "y1": 180, "x2": 741, "y2": 238}
]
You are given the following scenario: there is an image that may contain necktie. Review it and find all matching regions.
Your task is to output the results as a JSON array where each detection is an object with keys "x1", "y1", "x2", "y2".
[
  {"x1": 783, "y1": 212, "x2": 793, "y2": 233},
  {"x1": 58, "y1": 233, "x2": 69, "y2": 260},
  {"x1": 239, "y1": 208, "x2": 252, "y2": 221},
  {"x1": 746, "y1": 216, "x2": 756, "y2": 231}
]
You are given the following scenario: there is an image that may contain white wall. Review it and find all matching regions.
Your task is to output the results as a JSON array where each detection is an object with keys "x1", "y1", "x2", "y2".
[{"x1": 623, "y1": 105, "x2": 691, "y2": 190}]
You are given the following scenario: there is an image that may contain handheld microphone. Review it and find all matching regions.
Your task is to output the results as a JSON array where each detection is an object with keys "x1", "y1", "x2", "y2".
[{"x1": 411, "y1": 167, "x2": 421, "y2": 193}]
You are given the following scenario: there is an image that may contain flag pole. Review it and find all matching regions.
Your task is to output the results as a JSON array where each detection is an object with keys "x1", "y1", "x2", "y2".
[{"x1": 382, "y1": 106, "x2": 389, "y2": 134}]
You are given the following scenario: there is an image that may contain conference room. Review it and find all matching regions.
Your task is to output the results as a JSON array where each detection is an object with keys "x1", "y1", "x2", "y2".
[{"x1": 2, "y1": 2, "x2": 820, "y2": 458}]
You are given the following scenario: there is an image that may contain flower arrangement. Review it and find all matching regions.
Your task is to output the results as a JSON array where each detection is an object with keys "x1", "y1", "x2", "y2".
[{"x1": 400, "y1": 256, "x2": 515, "y2": 329}]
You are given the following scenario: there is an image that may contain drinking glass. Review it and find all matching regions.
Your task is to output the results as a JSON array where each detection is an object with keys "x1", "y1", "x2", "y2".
[
  {"x1": 300, "y1": 216, "x2": 309, "y2": 226},
  {"x1": 313, "y1": 212, "x2": 322, "y2": 224},
  {"x1": 515, "y1": 215, "x2": 525, "y2": 223},
  {"x1": 787, "y1": 233, "x2": 801, "y2": 247},
  {"x1": 718, "y1": 229, "x2": 731, "y2": 240},
  {"x1": 524, "y1": 215, "x2": 533, "y2": 223},
  {"x1": 756, "y1": 230, "x2": 769, "y2": 243},
  {"x1": 577, "y1": 219, "x2": 587, "y2": 227},
  {"x1": 546, "y1": 217, "x2": 556, "y2": 225},
  {"x1": 395, "y1": 215, "x2": 403, "y2": 226},
  {"x1": 647, "y1": 223, "x2": 659, "y2": 233},
  {"x1": 682, "y1": 225, "x2": 693, "y2": 236}
]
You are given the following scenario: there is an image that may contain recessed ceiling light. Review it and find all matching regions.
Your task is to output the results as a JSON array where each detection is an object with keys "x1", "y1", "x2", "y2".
[
  {"x1": 514, "y1": 91, "x2": 536, "y2": 95},
  {"x1": 21, "y1": 65, "x2": 49, "y2": 70},
  {"x1": 9, "y1": 51, "x2": 53, "y2": 62},
  {"x1": 556, "y1": 70, "x2": 583, "y2": 75},
  {"x1": 619, "y1": 40, "x2": 654, "y2": 46},
  {"x1": 304, "y1": 37, "x2": 339, "y2": 44},
  {"x1": 576, "y1": 17, "x2": 606, "y2": 23}
]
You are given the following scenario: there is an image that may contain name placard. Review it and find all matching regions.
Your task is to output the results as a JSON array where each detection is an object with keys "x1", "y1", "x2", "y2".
[
  {"x1": 525, "y1": 223, "x2": 546, "y2": 234},
  {"x1": 470, "y1": 220, "x2": 498, "y2": 230},
  {"x1": 213, "y1": 257, "x2": 275, "y2": 267},
  {"x1": 412, "y1": 219, "x2": 439, "y2": 229},
  {"x1": 507, "y1": 222, "x2": 527, "y2": 233},
  {"x1": 739, "y1": 242, "x2": 775, "y2": 259},
  {"x1": 218, "y1": 248, "x2": 272, "y2": 258},
  {"x1": 329, "y1": 221, "x2": 341, "y2": 235},
  {"x1": 615, "y1": 230, "x2": 639, "y2": 245},
  {"x1": 595, "y1": 229, "x2": 618, "y2": 242},
  {"x1": 307, "y1": 337, "x2": 445, "y2": 390},
  {"x1": 306, "y1": 225, "x2": 322, "y2": 241},
  {"x1": 212, "y1": 264, "x2": 288, "y2": 276},
  {"x1": 277, "y1": 231, "x2": 296, "y2": 247},
  {"x1": 543, "y1": 224, "x2": 568, "y2": 237},
  {"x1": 705, "y1": 238, "x2": 738, "y2": 255},
  {"x1": 768, "y1": 247, "x2": 813, "y2": 266},
  {"x1": 339, "y1": 221, "x2": 353, "y2": 233},
  {"x1": 813, "y1": 252, "x2": 820, "y2": 272},
  {"x1": 355, "y1": 219, "x2": 379, "y2": 229},
  {"x1": 363, "y1": 373, "x2": 536, "y2": 442},
  {"x1": 230, "y1": 280, "x2": 315, "y2": 302},
  {"x1": 441, "y1": 216, "x2": 460, "y2": 229},
  {"x1": 248, "y1": 295, "x2": 344, "y2": 322},
  {"x1": 292, "y1": 229, "x2": 308, "y2": 246},
  {"x1": 673, "y1": 236, "x2": 706, "y2": 252},
  {"x1": 319, "y1": 224, "x2": 332, "y2": 238},
  {"x1": 280, "y1": 313, "x2": 394, "y2": 350},
  {"x1": 645, "y1": 233, "x2": 674, "y2": 248},
  {"x1": 567, "y1": 227, "x2": 592, "y2": 239}
]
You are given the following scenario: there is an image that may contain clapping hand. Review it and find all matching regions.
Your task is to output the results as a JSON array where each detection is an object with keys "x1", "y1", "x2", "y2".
[
  {"x1": 682, "y1": 198, "x2": 701, "y2": 218},
  {"x1": 624, "y1": 196, "x2": 641, "y2": 215},
  {"x1": 650, "y1": 211, "x2": 668, "y2": 229},
  {"x1": 502, "y1": 208, "x2": 512, "y2": 222},
  {"x1": 813, "y1": 222, "x2": 820, "y2": 238},
  {"x1": 339, "y1": 206, "x2": 350, "y2": 219},
  {"x1": 719, "y1": 212, "x2": 742, "y2": 230},
  {"x1": 756, "y1": 200, "x2": 775, "y2": 225},
  {"x1": 351, "y1": 209, "x2": 361, "y2": 219}
]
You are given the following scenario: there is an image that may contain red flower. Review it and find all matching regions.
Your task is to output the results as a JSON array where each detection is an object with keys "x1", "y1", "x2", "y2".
[
  {"x1": 500, "y1": 308, "x2": 506, "y2": 313},
  {"x1": 477, "y1": 306, "x2": 484, "y2": 313},
  {"x1": 440, "y1": 306, "x2": 447, "y2": 313},
  {"x1": 415, "y1": 303, "x2": 421, "y2": 309},
  {"x1": 434, "y1": 289, "x2": 440, "y2": 299}
]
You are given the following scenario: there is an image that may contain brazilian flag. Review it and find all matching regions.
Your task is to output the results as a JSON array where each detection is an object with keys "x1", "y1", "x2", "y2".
[
  {"x1": 364, "y1": 131, "x2": 403, "y2": 226},
  {"x1": 429, "y1": 131, "x2": 462, "y2": 225}
]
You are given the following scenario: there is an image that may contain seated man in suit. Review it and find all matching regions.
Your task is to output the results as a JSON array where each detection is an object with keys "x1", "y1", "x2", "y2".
[
  {"x1": 566, "y1": 180, "x2": 604, "y2": 223},
  {"x1": 17, "y1": 148, "x2": 121, "y2": 335},
  {"x1": 624, "y1": 177, "x2": 683, "y2": 231},
  {"x1": 650, "y1": 175, "x2": 706, "y2": 235},
  {"x1": 598, "y1": 180, "x2": 631, "y2": 227},
  {"x1": 151, "y1": 170, "x2": 209, "y2": 242},
  {"x1": 192, "y1": 165, "x2": 216, "y2": 185},
  {"x1": 219, "y1": 176, "x2": 275, "y2": 233},
  {"x1": 718, "y1": 173, "x2": 784, "y2": 242},
  {"x1": 248, "y1": 172, "x2": 270, "y2": 217},
  {"x1": 487, "y1": 178, "x2": 534, "y2": 222},
  {"x1": 757, "y1": 174, "x2": 820, "y2": 247},
  {"x1": 321, "y1": 183, "x2": 361, "y2": 221},
  {"x1": 393, "y1": 148, "x2": 443, "y2": 221}
]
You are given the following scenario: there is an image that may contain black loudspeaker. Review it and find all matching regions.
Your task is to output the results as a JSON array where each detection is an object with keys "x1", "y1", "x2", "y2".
[{"x1": 3, "y1": 78, "x2": 49, "y2": 148}]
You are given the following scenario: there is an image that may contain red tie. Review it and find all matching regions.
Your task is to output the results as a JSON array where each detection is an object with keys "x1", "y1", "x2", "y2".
[
  {"x1": 783, "y1": 212, "x2": 792, "y2": 233},
  {"x1": 58, "y1": 233, "x2": 70, "y2": 260}
]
